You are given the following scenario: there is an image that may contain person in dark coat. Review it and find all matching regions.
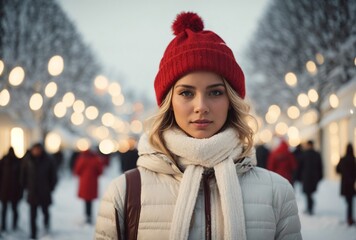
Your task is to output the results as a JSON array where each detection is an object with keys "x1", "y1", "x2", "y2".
[
  {"x1": 255, "y1": 143, "x2": 270, "y2": 169},
  {"x1": 336, "y1": 143, "x2": 356, "y2": 226},
  {"x1": 118, "y1": 138, "x2": 139, "y2": 172},
  {"x1": 21, "y1": 143, "x2": 57, "y2": 239},
  {"x1": 292, "y1": 144, "x2": 303, "y2": 185},
  {"x1": 0, "y1": 147, "x2": 23, "y2": 232},
  {"x1": 119, "y1": 148, "x2": 139, "y2": 172},
  {"x1": 299, "y1": 140, "x2": 323, "y2": 215},
  {"x1": 74, "y1": 149, "x2": 103, "y2": 224}
]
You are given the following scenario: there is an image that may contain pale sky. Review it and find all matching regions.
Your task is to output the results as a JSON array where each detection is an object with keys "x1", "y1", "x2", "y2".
[{"x1": 57, "y1": 0, "x2": 270, "y2": 101}]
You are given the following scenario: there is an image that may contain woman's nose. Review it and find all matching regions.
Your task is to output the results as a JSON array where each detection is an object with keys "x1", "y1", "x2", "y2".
[{"x1": 194, "y1": 95, "x2": 209, "y2": 114}]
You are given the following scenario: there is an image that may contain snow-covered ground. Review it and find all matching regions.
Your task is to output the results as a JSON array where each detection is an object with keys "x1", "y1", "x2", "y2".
[{"x1": 1, "y1": 156, "x2": 355, "y2": 239}]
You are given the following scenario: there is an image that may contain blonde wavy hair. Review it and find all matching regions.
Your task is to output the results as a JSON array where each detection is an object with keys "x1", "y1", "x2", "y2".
[{"x1": 145, "y1": 78, "x2": 256, "y2": 162}]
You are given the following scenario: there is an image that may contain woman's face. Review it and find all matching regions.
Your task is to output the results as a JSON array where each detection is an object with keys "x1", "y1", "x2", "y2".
[{"x1": 171, "y1": 71, "x2": 230, "y2": 139}]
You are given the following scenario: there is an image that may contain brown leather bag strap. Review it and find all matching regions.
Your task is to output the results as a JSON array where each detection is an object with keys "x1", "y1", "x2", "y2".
[{"x1": 124, "y1": 168, "x2": 141, "y2": 240}]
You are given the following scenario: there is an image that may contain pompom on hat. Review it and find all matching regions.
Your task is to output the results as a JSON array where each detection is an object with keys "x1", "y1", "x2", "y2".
[{"x1": 154, "y1": 12, "x2": 245, "y2": 105}]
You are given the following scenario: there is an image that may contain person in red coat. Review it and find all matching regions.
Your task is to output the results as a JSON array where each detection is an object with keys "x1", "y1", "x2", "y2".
[
  {"x1": 267, "y1": 139, "x2": 297, "y2": 184},
  {"x1": 74, "y1": 149, "x2": 103, "y2": 224}
]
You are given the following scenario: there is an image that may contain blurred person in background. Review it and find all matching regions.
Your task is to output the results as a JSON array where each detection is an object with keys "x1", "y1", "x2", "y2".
[
  {"x1": 0, "y1": 147, "x2": 23, "y2": 232},
  {"x1": 299, "y1": 140, "x2": 323, "y2": 215},
  {"x1": 255, "y1": 143, "x2": 270, "y2": 169},
  {"x1": 292, "y1": 144, "x2": 303, "y2": 186},
  {"x1": 336, "y1": 143, "x2": 356, "y2": 226},
  {"x1": 118, "y1": 138, "x2": 139, "y2": 172},
  {"x1": 74, "y1": 149, "x2": 103, "y2": 225},
  {"x1": 21, "y1": 143, "x2": 57, "y2": 239},
  {"x1": 267, "y1": 138, "x2": 297, "y2": 185}
]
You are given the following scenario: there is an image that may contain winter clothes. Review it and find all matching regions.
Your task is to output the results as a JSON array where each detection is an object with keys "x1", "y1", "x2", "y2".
[
  {"x1": 255, "y1": 144, "x2": 270, "y2": 169},
  {"x1": 336, "y1": 146, "x2": 356, "y2": 197},
  {"x1": 299, "y1": 148, "x2": 323, "y2": 194},
  {"x1": 267, "y1": 141, "x2": 297, "y2": 184},
  {"x1": 20, "y1": 150, "x2": 57, "y2": 206},
  {"x1": 74, "y1": 150, "x2": 103, "y2": 201},
  {"x1": 119, "y1": 148, "x2": 139, "y2": 172},
  {"x1": 154, "y1": 12, "x2": 245, "y2": 105},
  {"x1": 95, "y1": 129, "x2": 302, "y2": 240},
  {"x1": 0, "y1": 148, "x2": 23, "y2": 203}
]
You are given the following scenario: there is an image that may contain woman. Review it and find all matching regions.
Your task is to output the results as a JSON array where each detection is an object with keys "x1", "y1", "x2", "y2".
[
  {"x1": 0, "y1": 147, "x2": 23, "y2": 231},
  {"x1": 336, "y1": 143, "x2": 356, "y2": 226},
  {"x1": 74, "y1": 149, "x2": 103, "y2": 224},
  {"x1": 267, "y1": 139, "x2": 297, "y2": 184},
  {"x1": 95, "y1": 12, "x2": 302, "y2": 239}
]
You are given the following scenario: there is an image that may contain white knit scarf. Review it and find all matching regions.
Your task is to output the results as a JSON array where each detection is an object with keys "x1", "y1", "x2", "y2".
[{"x1": 161, "y1": 128, "x2": 253, "y2": 240}]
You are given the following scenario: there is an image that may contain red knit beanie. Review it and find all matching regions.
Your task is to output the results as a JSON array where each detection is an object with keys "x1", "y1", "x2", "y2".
[{"x1": 154, "y1": 12, "x2": 245, "y2": 105}]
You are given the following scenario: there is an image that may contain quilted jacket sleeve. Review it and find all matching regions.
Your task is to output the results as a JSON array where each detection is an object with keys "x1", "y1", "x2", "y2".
[
  {"x1": 95, "y1": 175, "x2": 126, "y2": 240},
  {"x1": 272, "y1": 174, "x2": 302, "y2": 240}
]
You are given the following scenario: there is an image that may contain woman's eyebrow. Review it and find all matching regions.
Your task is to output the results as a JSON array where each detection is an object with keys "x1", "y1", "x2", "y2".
[
  {"x1": 174, "y1": 84, "x2": 194, "y2": 89},
  {"x1": 207, "y1": 83, "x2": 225, "y2": 89},
  {"x1": 175, "y1": 83, "x2": 225, "y2": 89}
]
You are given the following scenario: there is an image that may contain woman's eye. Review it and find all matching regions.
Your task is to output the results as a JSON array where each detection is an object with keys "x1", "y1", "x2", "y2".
[
  {"x1": 179, "y1": 90, "x2": 193, "y2": 97},
  {"x1": 209, "y1": 90, "x2": 223, "y2": 96}
]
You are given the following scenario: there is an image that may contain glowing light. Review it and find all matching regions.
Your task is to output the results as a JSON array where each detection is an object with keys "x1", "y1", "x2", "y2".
[
  {"x1": 268, "y1": 105, "x2": 281, "y2": 117},
  {"x1": 112, "y1": 94, "x2": 125, "y2": 106},
  {"x1": 113, "y1": 119, "x2": 126, "y2": 133},
  {"x1": 9, "y1": 66, "x2": 25, "y2": 86},
  {"x1": 77, "y1": 138, "x2": 90, "y2": 151},
  {"x1": 71, "y1": 112, "x2": 84, "y2": 125},
  {"x1": 308, "y1": 88, "x2": 319, "y2": 103},
  {"x1": 118, "y1": 139, "x2": 130, "y2": 153},
  {"x1": 45, "y1": 81, "x2": 57, "y2": 98},
  {"x1": 108, "y1": 82, "x2": 121, "y2": 96},
  {"x1": 265, "y1": 112, "x2": 278, "y2": 124},
  {"x1": 102, "y1": 112, "x2": 115, "y2": 127},
  {"x1": 329, "y1": 94, "x2": 339, "y2": 108},
  {"x1": 54, "y1": 102, "x2": 67, "y2": 118},
  {"x1": 284, "y1": 72, "x2": 297, "y2": 87},
  {"x1": 302, "y1": 110, "x2": 318, "y2": 125},
  {"x1": 0, "y1": 60, "x2": 4, "y2": 76},
  {"x1": 288, "y1": 138, "x2": 300, "y2": 147},
  {"x1": 62, "y1": 92, "x2": 75, "y2": 107},
  {"x1": 275, "y1": 122, "x2": 288, "y2": 135},
  {"x1": 99, "y1": 139, "x2": 115, "y2": 154},
  {"x1": 0, "y1": 89, "x2": 10, "y2": 106},
  {"x1": 287, "y1": 126, "x2": 299, "y2": 140},
  {"x1": 297, "y1": 93, "x2": 310, "y2": 108},
  {"x1": 130, "y1": 120, "x2": 143, "y2": 134},
  {"x1": 73, "y1": 99, "x2": 85, "y2": 113},
  {"x1": 94, "y1": 126, "x2": 109, "y2": 140},
  {"x1": 48, "y1": 55, "x2": 64, "y2": 76},
  {"x1": 306, "y1": 60, "x2": 317, "y2": 75},
  {"x1": 94, "y1": 75, "x2": 109, "y2": 91},
  {"x1": 315, "y1": 53, "x2": 324, "y2": 65},
  {"x1": 259, "y1": 129, "x2": 273, "y2": 144},
  {"x1": 85, "y1": 106, "x2": 99, "y2": 120},
  {"x1": 45, "y1": 132, "x2": 61, "y2": 154},
  {"x1": 29, "y1": 93, "x2": 43, "y2": 111},
  {"x1": 287, "y1": 106, "x2": 300, "y2": 119},
  {"x1": 11, "y1": 127, "x2": 25, "y2": 158}
]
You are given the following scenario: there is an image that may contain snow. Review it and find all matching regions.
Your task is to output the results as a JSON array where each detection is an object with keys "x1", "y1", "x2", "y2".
[{"x1": 1, "y1": 156, "x2": 356, "y2": 239}]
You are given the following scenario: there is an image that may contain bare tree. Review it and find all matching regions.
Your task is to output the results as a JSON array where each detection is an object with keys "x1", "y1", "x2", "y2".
[
  {"x1": 245, "y1": 0, "x2": 356, "y2": 146},
  {"x1": 0, "y1": 0, "x2": 114, "y2": 141}
]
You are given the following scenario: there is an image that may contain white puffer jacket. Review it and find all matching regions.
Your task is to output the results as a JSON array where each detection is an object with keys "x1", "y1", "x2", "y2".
[{"x1": 95, "y1": 163, "x2": 301, "y2": 240}]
